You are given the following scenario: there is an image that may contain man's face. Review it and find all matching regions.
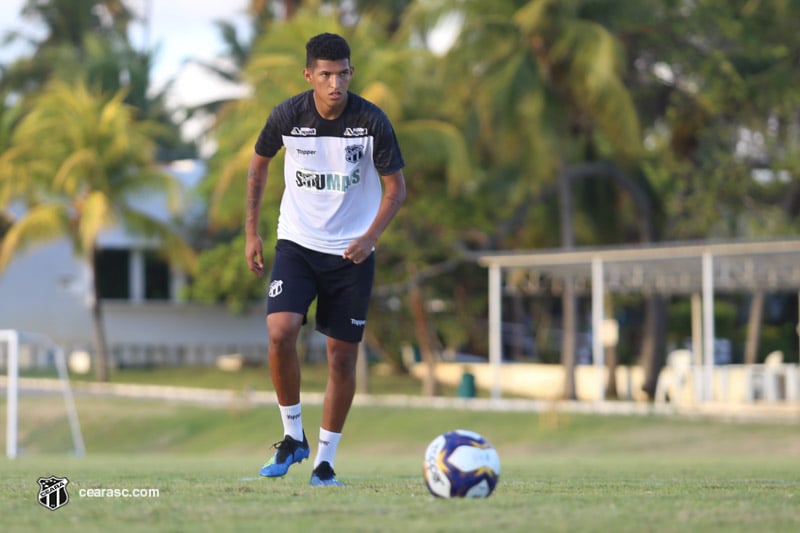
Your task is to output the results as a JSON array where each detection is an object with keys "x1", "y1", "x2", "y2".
[{"x1": 304, "y1": 58, "x2": 353, "y2": 112}]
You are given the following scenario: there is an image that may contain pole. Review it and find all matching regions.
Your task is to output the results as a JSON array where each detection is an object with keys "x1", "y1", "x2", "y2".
[
  {"x1": 54, "y1": 347, "x2": 86, "y2": 456},
  {"x1": 2, "y1": 330, "x2": 19, "y2": 458},
  {"x1": 488, "y1": 264, "x2": 502, "y2": 399},
  {"x1": 691, "y1": 293, "x2": 703, "y2": 366},
  {"x1": 702, "y1": 252, "x2": 715, "y2": 402},
  {"x1": 591, "y1": 257, "x2": 605, "y2": 400}
]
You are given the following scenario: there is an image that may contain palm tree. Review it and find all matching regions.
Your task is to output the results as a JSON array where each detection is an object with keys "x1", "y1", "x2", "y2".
[
  {"x1": 516, "y1": 1, "x2": 646, "y2": 398},
  {"x1": 3, "y1": 0, "x2": 133, "y2": 91},
  {"x1": 435, "y1": 0, "x2": 647, "y2": 398},
  {"x1": 2, "y1": 0, "x2": 192, "y2": 160},
  {"x1": 0, "y1": 92, "x2": 26, "y2": 240},
  {"x1": 0, "y1": 80, "x2": 195, "y2": 381},
  {"x1": 0, "y1": 91, "x2": 25, "y2": 205}
]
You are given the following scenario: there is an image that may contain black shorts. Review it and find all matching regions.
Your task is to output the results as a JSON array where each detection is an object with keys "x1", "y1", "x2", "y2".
[{"x1": 266, "y1": 239, "x2": 375, "y2": 343}]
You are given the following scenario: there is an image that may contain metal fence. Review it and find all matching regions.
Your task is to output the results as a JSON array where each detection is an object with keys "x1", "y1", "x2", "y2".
[{"x1": 0, "y1": 341, "x2": 269, "y2": 371}]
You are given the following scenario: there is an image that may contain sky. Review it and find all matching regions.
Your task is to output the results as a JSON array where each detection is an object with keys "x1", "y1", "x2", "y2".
[{"x1": 0, "y1": 0, "x2": 252, "y2": 97}]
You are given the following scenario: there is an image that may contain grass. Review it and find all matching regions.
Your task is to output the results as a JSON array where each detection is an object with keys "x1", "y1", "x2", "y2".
[
  {"x1": 26, "y1": 362, "x2": 469, "y2": 397},
  {"x1": 2, "y1": 386, "x2": 800, "y2": 532},
  {"x1": 5, "y1": 454, "x2": 799, "y2": 533}
]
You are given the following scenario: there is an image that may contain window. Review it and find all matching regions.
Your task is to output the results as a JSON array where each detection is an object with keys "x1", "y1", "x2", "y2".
[
  {"x1": 95, "y1": 249, "x2": 130, "y2": 299},
  {"x1": 144, "y1": 251, "x2": 170, "y2": 300},
  {"x1": 94, "y1": 248, "x2": 172, "y2": 301}
]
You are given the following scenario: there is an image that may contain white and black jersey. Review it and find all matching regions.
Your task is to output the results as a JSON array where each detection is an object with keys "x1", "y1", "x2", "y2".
[{"x1": 255, "y1": 90, "x2": 405, "y2": 255}]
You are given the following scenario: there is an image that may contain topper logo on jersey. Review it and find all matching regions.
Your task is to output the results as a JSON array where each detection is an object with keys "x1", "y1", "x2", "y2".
[
  {"x1": 295, "y1": 169, "x2": 361, "y2": 192},
  {"x1": 345, "y1": 144, "x2": 364, "y2": 163},
  {"x1": 291, "y1": 127, "x2": 316, "y2": 136},
  {"x1": 344, "y1": 127, "x2": 368, "y2": 137}
]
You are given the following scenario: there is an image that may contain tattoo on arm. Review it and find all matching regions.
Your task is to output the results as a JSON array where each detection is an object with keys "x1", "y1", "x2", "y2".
[{"x1": 246, "y1": 165, "x2": 265, "y2": 231}]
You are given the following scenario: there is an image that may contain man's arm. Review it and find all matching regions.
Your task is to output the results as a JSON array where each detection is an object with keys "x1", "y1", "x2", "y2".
[
  {"x1": 343, "y1": 170, "x2": 406, "y2": 264},
  {"x1": 245, "y1": 153, "x2": 272, "y2": 276}
]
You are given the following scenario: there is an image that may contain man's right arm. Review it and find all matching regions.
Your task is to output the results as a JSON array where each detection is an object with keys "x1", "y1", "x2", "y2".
[{"x1": 245, "y1": 153, "x2": 272, "y2": 276}]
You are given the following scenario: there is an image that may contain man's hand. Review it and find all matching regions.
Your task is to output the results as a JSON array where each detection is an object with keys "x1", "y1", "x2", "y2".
[
  {"x1": 343, "y1": 171, "x2": 405, "y2": 264},
  {"x1": 343, "y1": 236, "x2": 376, "y2": 264},
  {"x1": 245, "y1": 233, "x2": 265, "y2": 276}
]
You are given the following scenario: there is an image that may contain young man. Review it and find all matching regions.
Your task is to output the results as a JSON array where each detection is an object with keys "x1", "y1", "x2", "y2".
[{"x1": 244, "y1": 33, "x2": 406, "y2": 486}]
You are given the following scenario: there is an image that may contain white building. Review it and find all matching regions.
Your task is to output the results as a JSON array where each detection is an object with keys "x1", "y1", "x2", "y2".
[{"x1": 0, "y1": 159, "x2": 269, "y2": 370}]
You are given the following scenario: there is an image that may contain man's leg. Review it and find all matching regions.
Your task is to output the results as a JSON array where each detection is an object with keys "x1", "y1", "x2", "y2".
[
  {"x1": 260, "y1": 311, "x2": 310, "y2": 477},
  {"x1": 321, "y1": 337, "x2": 359, "y2": 432},
  {"x1": 310, "y1": 251, "x2": 372, "y2": 486},
  {"x1": 310, "y1": 337, "x2": 358, "y2": 486},
  {"x1": 267, "y1": 311, "x2": 305, "y2": 407}
]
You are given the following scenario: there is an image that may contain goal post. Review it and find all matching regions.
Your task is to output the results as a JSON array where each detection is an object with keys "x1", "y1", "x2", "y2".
[{"x1": 0, "y1": 329, "x2": 85, "y2": 459}]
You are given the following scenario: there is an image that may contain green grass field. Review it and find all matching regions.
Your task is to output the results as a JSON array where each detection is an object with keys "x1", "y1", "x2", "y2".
[
  {"x1": 2, "y1": 367, "x2": 800, "y2": 532},
  {"x1": 63, "y1": 363, "x2": 469, "y2": 397}
]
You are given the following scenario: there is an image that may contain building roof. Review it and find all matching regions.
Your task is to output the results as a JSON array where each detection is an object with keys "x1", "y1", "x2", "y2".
[
  {"x1": 475, "y1": 238, "x2": 800, "y2": 401},
  {"x1": 477, "y1": 238, "x2": 800, "y2": 295}
]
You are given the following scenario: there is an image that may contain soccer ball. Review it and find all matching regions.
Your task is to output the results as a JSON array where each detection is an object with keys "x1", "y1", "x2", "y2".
[{"x1": 423, "y1": 429, "x2": 500, "y2": 498}]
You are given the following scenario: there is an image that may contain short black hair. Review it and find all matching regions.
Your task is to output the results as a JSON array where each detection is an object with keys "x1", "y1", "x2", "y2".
[{"x1": 305, "y1": 33, "x2": 350, "y2": 67}]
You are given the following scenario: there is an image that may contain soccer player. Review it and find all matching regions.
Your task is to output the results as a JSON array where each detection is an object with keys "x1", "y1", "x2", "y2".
[{"x1": 244, "y1": 32, "x2": 406, "y2": 486}]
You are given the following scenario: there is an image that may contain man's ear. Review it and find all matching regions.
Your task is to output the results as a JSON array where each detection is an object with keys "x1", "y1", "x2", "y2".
[{"x1": 303, "y1": 68, "x2": 311, "y2": 83}]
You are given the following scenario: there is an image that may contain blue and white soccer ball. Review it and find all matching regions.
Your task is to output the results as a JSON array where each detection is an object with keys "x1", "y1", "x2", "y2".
[{"x1": 423, "y1": 429, "x2": 501, "y2": 498}]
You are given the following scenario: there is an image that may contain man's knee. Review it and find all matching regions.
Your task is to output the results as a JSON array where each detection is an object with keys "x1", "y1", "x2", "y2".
[
  {"x1": 328, "y1": 342, "x2": 358, "y2": 376},
  {"x1": 267, "y1": 313, "x2": 303, "y2": 349}
]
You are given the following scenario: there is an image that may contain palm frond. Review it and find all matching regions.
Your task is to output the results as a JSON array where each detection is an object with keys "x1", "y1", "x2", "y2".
[
  {"x1": 360, "y1": 81, "x2": 402, "y2": 122},
  {"x1": 0, "y1": 203, "x2": 70, "y2": 271},
  {"x1": 52, "y1": 148, "x2": 95, "y2": 195},
  {"x1": 0, "y1": 145, "x2": 30, "y2": 207},
  {"x1": 79, "y1": 191, "x2": 116, "y2": 253},
  {"x1": 589, "y1": 76, "x2": 642, "y2": 161},
  {"x1": 398, "y1": 119, "x2": 473, "y2": 195},
  {"x1": 209, "y1": 141, "x2": 260, "y2": 229},
  {"x1": 120, "y1": 209, "x2": 197, "y2": 274},
  {"x1": 513, "y1": 0, "x2": 557, "y2": 36}
]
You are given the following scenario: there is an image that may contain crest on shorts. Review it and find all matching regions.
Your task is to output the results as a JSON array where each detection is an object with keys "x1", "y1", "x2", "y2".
[
  {"x1": 345, "y1": 144, "x2": 364, "y2": 164},
  {"x1": 268, "y1": 280, "x2": 283, "y2": 298},
  {"x1": 37, "y1": 475, "x2": 70, "y2": 511}
]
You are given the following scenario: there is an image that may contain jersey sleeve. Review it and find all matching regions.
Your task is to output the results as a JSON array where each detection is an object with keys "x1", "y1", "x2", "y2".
[
  {"x1": 254, "y1": 103, "x2": 290, "y2": 157},
  {"x1": 372, "y1": 111, "x2": 405, "y2": 176}
]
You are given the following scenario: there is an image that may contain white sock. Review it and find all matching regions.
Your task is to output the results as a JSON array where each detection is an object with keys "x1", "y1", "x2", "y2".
[
  {"x1": 314, "y1": 428, "x2": 342, "y2": 469},
  {"x1": 278, "y1": 403, "x2": 304, "y2": 441}
]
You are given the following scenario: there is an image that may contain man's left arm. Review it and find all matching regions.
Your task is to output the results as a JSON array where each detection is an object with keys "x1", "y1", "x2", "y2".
[{"x1": 342, "y1": 170, "x2": 406, "y2": 264}]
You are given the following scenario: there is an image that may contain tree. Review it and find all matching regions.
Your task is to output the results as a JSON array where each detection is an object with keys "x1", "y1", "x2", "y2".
[
  {"x1": 2, "y1": 0, "x2": 134, "y2": 93},
  {"x1": 2, "y1": 0, "x2": 194, "y2": 160},
  {"x1": 432, "y1": 0, "x2": 647, "y2": 398},
  {"x1": 136, "y1": 0, "x2": 800, "y2": 395},
  {"x1": 0, "y1": 80, "x2": 196, "y2": 381},
  {"x1": 612, "y1": 0, "x2": 800, "y2": 376}
]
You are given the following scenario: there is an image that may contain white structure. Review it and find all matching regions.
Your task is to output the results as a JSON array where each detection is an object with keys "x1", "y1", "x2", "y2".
[
  {"x1": 479, "y1": 239, "x2": 800, "y2": 402},
  {"x1": 1, "y1": 329, "x2": 85, "y2": 458},
  {"x1": 0, "y1": 160, "x2": 269, "y2": 369}
]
